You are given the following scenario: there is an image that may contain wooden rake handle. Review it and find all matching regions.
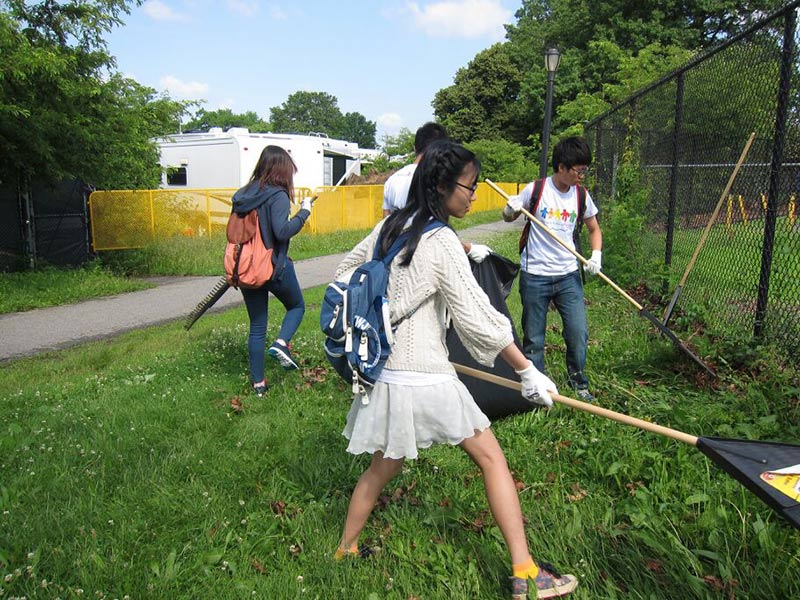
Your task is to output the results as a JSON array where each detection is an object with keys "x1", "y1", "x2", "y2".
[
  {"x1": 677, "y1": 131, "x2": 756, "y2": 287},
  {"x1": 485, "y1": 179, "x2": 643, "y2": 310},
  {"x1": 451, "y1": 362, "x2": 698, "y2": 446}
]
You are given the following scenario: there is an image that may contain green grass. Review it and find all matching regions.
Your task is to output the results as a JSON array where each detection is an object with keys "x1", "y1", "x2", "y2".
[
  {"x1": 1, "y1": 229, "x2": 799, "y2": 599},
  {"x1": 0, "y1": 262, "x2": 153, "y2": 314},
  {"x1": 100, "y1": 209, "x2": 505, "y2": 277},
  {"x1": 0, "y1": 211, "x2": 506, "y2": 315},
  {"x1": 654, "y1": 217, "x2": 800, "y2": 352}
]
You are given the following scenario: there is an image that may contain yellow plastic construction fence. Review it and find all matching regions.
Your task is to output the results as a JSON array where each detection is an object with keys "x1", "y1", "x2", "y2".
[{"x1": 88, "y1": 183, "x2": 520, "y2": 251}]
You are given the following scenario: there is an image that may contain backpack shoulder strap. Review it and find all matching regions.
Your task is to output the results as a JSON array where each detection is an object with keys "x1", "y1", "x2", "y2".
[
  {"x1": 376, "y1": 219, "x2": 445, "y2": 264},
  {"x1": 518, "y1": 179, "x2": 546, "y2": 254},
  {"x1": 574, "y1": 185, "x2": 587, "y2": 236},
  {"x1": 530, "y1": 178, "x2": 546, "y2": 214}
]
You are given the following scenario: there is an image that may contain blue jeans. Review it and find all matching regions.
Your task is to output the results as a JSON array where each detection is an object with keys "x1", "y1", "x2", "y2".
[
  {"x1": 241, "y1": 259, "x2": 305, "y2": 384},
  {"x1": 519, "y1": 269, "x2": 590, "y2": 390}
]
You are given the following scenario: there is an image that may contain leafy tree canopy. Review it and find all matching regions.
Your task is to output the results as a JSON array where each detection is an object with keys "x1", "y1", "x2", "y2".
[
  {"x1": 380, "y1": 128, "x2": 415, "y2": 160},
  {"x1": 466, "y1": 138, "x2": 537, "y2": 182},
  {"x1": 183, "y1": 108, "x2": 270, "y2": 133},
  {"x1": 434, "y1": 0, "x2": 786, "y2": 147},
  {"x1": 0, "y1": 1, "x2": 188, "y2": 188},
  {"x1": 270, "y1": 91, "x2": 377, "y2": 148},
  {"x1": 339, "y1": 111, "x2": 377, "y2": 149}
]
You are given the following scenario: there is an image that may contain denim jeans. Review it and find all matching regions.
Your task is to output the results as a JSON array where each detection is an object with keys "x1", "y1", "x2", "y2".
[
  {"x1": 519, "y1": 269, "x2": 590, "y2": 390},
  {"x1": 241, "y1": 259, "x2": 305, "y2": 383}
]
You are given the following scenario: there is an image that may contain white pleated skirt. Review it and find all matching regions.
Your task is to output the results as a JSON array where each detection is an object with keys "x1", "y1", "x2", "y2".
[{"x1": 342, "y1": 374, "x2": 491, "y2": 460}]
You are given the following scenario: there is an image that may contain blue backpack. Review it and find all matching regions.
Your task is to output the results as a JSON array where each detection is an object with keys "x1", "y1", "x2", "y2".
[{"x1": 321, "y1": 220, "x2": 444, "y2": 401}]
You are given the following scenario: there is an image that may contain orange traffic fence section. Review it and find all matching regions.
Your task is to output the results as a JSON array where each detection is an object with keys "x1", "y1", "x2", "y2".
[{"x1": 88, "y1": 182, "x2": 520, "y2": 251}]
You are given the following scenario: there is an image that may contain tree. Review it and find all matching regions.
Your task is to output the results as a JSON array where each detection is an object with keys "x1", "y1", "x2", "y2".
[
  {"x1": 86, "y1": 75, "x2": 189, "y2": 189},
  {"x1": 182, "y1": 108, "x2": 270, "y2": 133},
  {"x1": 339, "y1": 112, "x2": 376, "y2": 148},
  {"x1": 381, "y1": 128, "x2": 415, "y2": 160},
  {"x1": 270, "y1": 91, "x2": 377, "y2": 146},
  {"x1": 270, "y1": 91, "x2": 343, "y2": 136},
  {"x1": 433, "y1": 43, "x2": 527, "y2": 144},
  {"x1": 0, "y1": 1, "x2": 188, "y2": 188},
  {"x1": 465, "y1": 138, "x2": 537, "y2": 182},
  {"x1": 433, "y1": 0, "x2": 787, "y2": 150}
]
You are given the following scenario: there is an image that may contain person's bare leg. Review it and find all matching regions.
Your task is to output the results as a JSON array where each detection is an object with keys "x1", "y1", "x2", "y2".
[
  {"x1": 338, "y1": 451, "x2": 404, "y2": 551},
  {"x1": 460, "y1": 428, "x2": 530, "y2": 564}
]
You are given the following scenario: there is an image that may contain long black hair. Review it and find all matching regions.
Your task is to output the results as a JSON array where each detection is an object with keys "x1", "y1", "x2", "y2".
[
  {"x1": 380, "y1": 139, "x2": 480, "y2": 265},
  {"x1": 249, "y1": 145, "x2": 297, "y2": 200}
]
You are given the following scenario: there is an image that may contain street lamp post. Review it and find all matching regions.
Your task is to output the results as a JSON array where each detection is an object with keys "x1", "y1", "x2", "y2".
[{"x1": 539, "y1": 47, "x2": 561, "y2": 178}]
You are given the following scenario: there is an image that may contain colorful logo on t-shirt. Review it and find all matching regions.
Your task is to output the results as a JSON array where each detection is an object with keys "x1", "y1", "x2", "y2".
[{"x1": 540, "y1": 206, "x2": 578, "y2": 224}]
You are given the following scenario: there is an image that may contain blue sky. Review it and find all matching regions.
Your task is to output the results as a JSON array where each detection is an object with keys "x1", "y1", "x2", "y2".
[{"x1": 106, "y1": 0, "x2": 520, "y2": 147}]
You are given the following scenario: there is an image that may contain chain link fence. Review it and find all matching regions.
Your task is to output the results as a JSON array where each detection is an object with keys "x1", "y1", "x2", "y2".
[{"x1": 584, "y1": 1, "x2": 800, "y2": 356}]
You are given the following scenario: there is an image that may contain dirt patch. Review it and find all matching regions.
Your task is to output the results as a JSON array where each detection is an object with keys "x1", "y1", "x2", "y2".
[{"x1": 346, "y1": 167, "x2": 401, "y2": 185}]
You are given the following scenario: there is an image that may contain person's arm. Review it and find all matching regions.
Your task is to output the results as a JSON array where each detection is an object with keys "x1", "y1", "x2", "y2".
[
  {"x1": 502, "y1": 185, "x2": 532, "y2": 222},
  {"x1": 582, "y1": 215, "x2": 603, "y2": 274},
  {"x1": 431, "y1": 230, "x2": 512, "y2": 365},
  {"x1": 584, "y1": 215, "x2": 602, "y2": 252},
  {"x1": 499, "y1": 342, "x2": 558, "y2": 406},
  {"x1": 268, "y1": 192, "x2": 309, "y2": 242},
  {"x1": 462, "y1": 240, "x2": 491, "y2": 262}
]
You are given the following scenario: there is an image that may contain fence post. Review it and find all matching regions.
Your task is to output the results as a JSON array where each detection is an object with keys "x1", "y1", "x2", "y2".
[
  {"x1": 19, "y1": 176, "x2": 36, "y2": 269},
  {"x1": 664, "y1": 73, "x2": 685, "y2": 295},
  {"x1": 754, "y1": 7, "x2": 796, "y2": 339},
  {"x1": 149, "y1": 190, "x2": 155, "y2": 240},
  {"x1": 205, "y1": 190, "x2": 211, "y2": 235},
  {"x1": 593, "y1": 124, "x2": 603, "y2": 204}
]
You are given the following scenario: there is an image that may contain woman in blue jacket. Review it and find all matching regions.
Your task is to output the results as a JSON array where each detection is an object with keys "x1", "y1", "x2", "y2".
[{"x1": 231, "y1": 145, "x2": 312, "y2": 395}]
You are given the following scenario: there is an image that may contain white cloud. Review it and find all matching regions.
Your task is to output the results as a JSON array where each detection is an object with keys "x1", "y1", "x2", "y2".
[
  {"x1": 377, "y1": 113, "x2": 404, "y2": 133},
  {"x1": 143, "y1": 0, "x2": 186, "y2": 22},
  {"x1": 160, "y1": 75, "x2": 209, "y2": 99},
  {"x1": 228, "y1": 0, "x2": 259, "y2": 17},
  {"x1": 407, "y1": 0, "x2": 510, "y2": 39}
]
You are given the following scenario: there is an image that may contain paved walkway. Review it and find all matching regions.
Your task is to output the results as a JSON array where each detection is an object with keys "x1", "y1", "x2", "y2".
[{"x1": 0, "y1": 219, "x2": 522, "y2": 362}]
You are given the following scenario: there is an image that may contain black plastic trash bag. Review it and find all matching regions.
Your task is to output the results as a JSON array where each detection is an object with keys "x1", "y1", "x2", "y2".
[{"x1": 446, "y1": 253, "x2": 534, "y2": 420}]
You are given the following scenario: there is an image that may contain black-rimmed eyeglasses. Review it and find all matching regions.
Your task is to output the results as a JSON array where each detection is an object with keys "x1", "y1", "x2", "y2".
[
  {"x1": 570, "y1": 166, "x2": 589, "y2": 176},
  {"x1": 456, "y1": 182, "x2": 479, "y2": 193}
]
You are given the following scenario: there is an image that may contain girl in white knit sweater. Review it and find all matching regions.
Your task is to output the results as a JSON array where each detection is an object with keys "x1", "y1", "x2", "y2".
[{"x1": 333, "y1": 140, "x2": 578, "y2": 599}]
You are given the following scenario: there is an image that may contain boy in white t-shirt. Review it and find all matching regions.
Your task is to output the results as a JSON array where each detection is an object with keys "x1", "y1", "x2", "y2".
[
  {"x1": 382, "y1": 122, "x2": 492, "y2": 263},
  {"x1": 382, "y1": 122, "x2": 448, "y2": 216},
  {"x1": 502, "y1": 137, "x2": 604, "y2": 401}
]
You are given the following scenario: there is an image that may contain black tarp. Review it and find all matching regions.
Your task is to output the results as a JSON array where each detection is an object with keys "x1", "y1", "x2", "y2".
[
  {"x1": 446, "y1": 252, "x2": 535, "y2": 420},
  {"x1": 0, "y1": 179, "x2": 91, "y2": 270},
  {"x1": 698, "y1": 436, "x2": 800, "y2": 531}
]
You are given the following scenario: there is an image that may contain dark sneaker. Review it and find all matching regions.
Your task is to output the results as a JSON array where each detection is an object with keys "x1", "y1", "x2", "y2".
[
  {"x1": 268, "y1": 342, "x2": 299, "y2": 370},
  {"x1": 510, "y1": 562, "x2": 578, "y2": 599},
  {"x1": 252, "y1": 381, "x2": 268, "y2": 397},
  {"x1": 333, "y1": 544, "x2": 375, "y2": 561},
  {"x1": 575, "y1": 388, "x2": 595, "y2": 402}
]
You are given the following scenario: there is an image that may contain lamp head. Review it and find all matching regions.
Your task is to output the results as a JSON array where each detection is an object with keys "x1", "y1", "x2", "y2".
[{"x1": 545, "y1": 47, "x2": 561, "y2": 73}]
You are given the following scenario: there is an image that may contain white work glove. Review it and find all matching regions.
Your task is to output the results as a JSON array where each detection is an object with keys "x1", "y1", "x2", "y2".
[
  {"x1": 507, "y1": 194, "x2": 523, "y2": 212},
  {"x1": 584, "y1": 250, "x2": 602, "y2": 276},
  {"x1": 467, "y1": 243, "x2": 491, "y2": 263},
  {"x1": 502, "y1": 195, "x2": 523, "y2": 220},
  {"x1": 515, "y1": 361, "x2": 557, "y2": 408},
  {"x1": 300, "y1": 196, "x2": 313, "y2": 212}
]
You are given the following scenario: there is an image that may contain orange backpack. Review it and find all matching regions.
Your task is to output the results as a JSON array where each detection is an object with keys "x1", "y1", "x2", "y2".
[{"x1": 224, "y1": 210, "x2": 273, "y2": 289}]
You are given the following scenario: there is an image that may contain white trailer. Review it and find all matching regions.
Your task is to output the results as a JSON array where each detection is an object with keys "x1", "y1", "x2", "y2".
[{"x1": 157, "y1": 128, "x2": 369, "y2": 191}]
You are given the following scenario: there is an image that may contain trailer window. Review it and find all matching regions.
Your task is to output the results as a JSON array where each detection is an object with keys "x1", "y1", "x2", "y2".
[{"x1": 167, "y1": 166, "x2": 187, "y2": 186}]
